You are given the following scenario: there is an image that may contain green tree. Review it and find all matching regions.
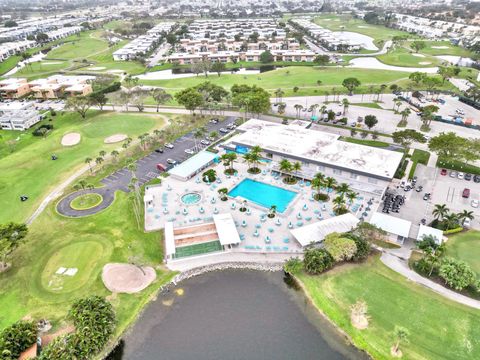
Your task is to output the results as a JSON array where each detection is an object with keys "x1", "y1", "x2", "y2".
[
  {"x1": 0, "y1": 320, "x2": 37, "y2": 359},
  {"x1": 175, "y1": 87, "x2": 205, "y2": 114},
  {"x1": 392, "y1": 326, "x2": 410, "y2": 356},
  {"x1": 66, "y1": 96, "x2": 93, "y2": 119},
  {"x1": 313, "y1": 54, "x2": 330, "y2": 65},
  {"x1": 429, "y1": 132, "x2": 469, "y2": 161},
  {"x1": 342, "y1": 77, "x2": 361, "y2": 95},
  {"x1": 151, "y1": 88, "x2": 172, "y2": 112},
  {"x1": 437, "y1": 66, "x2": 455, "y2": 84},
  {"x1": 211, "y1": 61, "x2": 226, "y2": 76},
  {"x1": 283, "y1": 257, "x2": 303, "y2": 274},
  {"x1": 304, "y1": 248, "x2": 334, "y2": 274},
  {"x1": 364, "y1": 115, "x2": 378, "y2": 130},
  {"x1": 457, "y1": 210, "x2": 474, "y2": 225},
  {"x1": 439, "y1": 257, "x2": 477, "y2": 290},
  {"x1": 408, "y1": 71, "x2": 427, "y2": 85},
  {"x1": 432, "y1": 204, "x2": 449, "y2": 221},
  {"x1": 392, "y1": 129, "x2": 426, "y2": 151},
  {"x1": 259, "y1": 50, "x2": 274, "y2": 63},
  {"x1": 323, "y1": 232, "x2": 357, "y2": 262},
  {"x1": 279, "y1": 158, "x2": 293, "y2": 182},
  {"x1": 410, "y1": 40, "x2": 426, "y2": 53},
  {"x1": 89, "y1": 92, "x2": 107, "y2": 110}
]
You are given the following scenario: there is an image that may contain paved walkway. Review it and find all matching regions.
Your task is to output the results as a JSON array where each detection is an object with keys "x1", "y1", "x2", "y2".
[
  {"x1": 380, "y1": 247, "x2": 480, "y2": 309},
  {"x1": 56, "y1": 188, "x2": 115, "y2": 217}
]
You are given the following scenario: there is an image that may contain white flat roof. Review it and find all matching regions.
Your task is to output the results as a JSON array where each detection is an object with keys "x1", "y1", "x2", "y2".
[
  {"x1": 417, "y1": 224, "x2": 444, "y2": 244},
  {"x1": 168, "y1": 151, "x2": 218, "y2": 179},
  {"x1": 370, "y1": 213, "x2": 412, "y2": 238},
  {"x1": 290, "y1": 213, "x2": 359, "y2": 247},
  {"x1": 213, "y1": 213, "x2": 241, "y2": 246},
  {"x1": 231, "y1": 119, "x2": 403, "y2": 179},
  {"x1": 164, "y1": 222, "x2": 176, "y2": 257}
]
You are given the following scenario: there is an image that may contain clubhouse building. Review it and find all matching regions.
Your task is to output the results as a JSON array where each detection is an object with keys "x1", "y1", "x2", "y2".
[{"x1": 223, "y1": 119, "x2": 403, "y2": 196}]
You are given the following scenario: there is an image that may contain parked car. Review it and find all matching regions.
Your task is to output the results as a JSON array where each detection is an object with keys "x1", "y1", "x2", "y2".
[
  {"x1": 156, "y1": 163, "x2": 166, "y2": 172},
  {"x1": 416, "y1": 185, "x2": 423, "y2": 192},
  {"x1": 205, "y1": 136, "x2": 215, "y2": 142},
  {"x1": 226, "y1": 123, "x2": 236, "y2": 130},
  {"x1": 350, "y1": 122, "x2": 357, "y2": 127},
  {"x1": 209, "y1": 118, "x2": 219, "y2": 123},
  {"x1": 184, "y1": 148, "x2": 195, "y2": 155},
  {"x1": 458, "y1": 172, "x2": 465, "y2": 179},
  {"x1": 166, "y1": 158, "x2": 177, "y2": 165},
  {"x1": 450, "y1": 171, "x2": 457, "y2": 178},
  {"x1": 471, "y1": 199, "x2": 479, "y2": 208},
  {"x1": 462, "y1": 188, "x2": 471, "y2": 198},
  {"x1": 154, "y1": 148, "x2": 164, "y2": 153},
  {"x1": 465, "y1": 173, "x2": 472, "y2": 181},
  {"x1": 200, "y1": 140, "x2": 210, "y2": 146},
  {"x1": 423, "y1": 193, "x2": 431, "y2": 201},
  {"x1": 219, "y1": 128, "x2": 229, "y2": 133},
  {"x1": 474, "y1": 175, "x2": 480, "y2": 183},
  {"x1": 440, "y1": 169, "x2": 448, "y2": 176},
  {"x1": 463, "y1": 218, "x2": 471, "y2": 228},
  {"x1": 165, "y1": 143, "x2": 174, "y2": 149}
]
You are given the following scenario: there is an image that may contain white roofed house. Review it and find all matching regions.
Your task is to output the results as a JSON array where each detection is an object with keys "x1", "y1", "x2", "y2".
[{"x1": 369, "y1": 212, "x2": 412, "y2": 244}]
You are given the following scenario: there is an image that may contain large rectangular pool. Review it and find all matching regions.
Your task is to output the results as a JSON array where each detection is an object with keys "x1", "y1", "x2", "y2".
[{"x1": 228, "y1": 178, "x2": 297, "y2": 213}]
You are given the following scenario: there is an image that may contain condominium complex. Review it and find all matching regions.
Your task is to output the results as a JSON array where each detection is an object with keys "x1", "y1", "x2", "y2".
[
  {"x1": 0, "y1": 40, "x2": 36, "y2": 61},
  {"x1": 112, "y1": 22, "x2": 176, "y2": 61},
  {"x1": 0, "y1": 75, "x2": 94, "y2": 100},
  {"x1": 0, "y1": 104, "x2": 42, "y2": 131},
  {"x1": 187, "y1": 19, "x2": 286, "y2": 40}
]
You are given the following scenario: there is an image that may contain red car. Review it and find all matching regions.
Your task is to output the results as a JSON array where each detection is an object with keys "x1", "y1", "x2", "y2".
[
  {"x1": 440, "y1": 169, "x2": 447, "y2": 176},
  {"x1": 462, "y1": 188, "x2": 471, "y2": 198},
  {"x1": 156, "y1": 163, "x2": 166, "y2": 172}
]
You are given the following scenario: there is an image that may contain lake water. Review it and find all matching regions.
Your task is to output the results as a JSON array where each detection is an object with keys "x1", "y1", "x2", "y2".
[{"x1": 108, "y1": 270, "x2": 368, "y2": 360}]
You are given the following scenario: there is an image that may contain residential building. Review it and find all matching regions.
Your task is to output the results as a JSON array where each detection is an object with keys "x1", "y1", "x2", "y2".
[
  {"x1": 29, "y1": 75, "x2": 94, "y2": 99},
  {"x1": 0, "y1": 78, "x2": 32, "y2": 99},
  {"x1": 0, "y1": 105, "x2": 42, "y2": 131}
]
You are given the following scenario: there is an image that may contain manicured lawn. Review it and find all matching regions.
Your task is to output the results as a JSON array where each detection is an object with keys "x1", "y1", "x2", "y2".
[
  {"x1": 341, "y1": 137, "x2": 390, "y2": 148},
  {"x1": 139, "y1": 66, "x2": 412, "y2": 94},
  {"x1": 0, "y1": 192, "x2": 174, "y2": 339},
  {"x1": 46, "y1": 32, "x2": 110, "y2": 60},
  {"x1": 417, "y1": 40, "x2": 474, "y2": 57},
  {"x1": 409, "y1": 149, "x2": 431, "y2": 178},
  {"x1": 445, "y1": 231, "x2": 480, "y2": 274},
  {"x1": 0, "y1": 55, "x2": 21, "y2": 76},
  {"x1": 377, "y1": 47, "x2": 442, "y2": 68},
  {"x1": 70, "y1": 193, "x2": 103, "y2": 210},
  {"x1": 313, "y1": 14, "x2": 411, "y2": 44},
  {"x1": 0, "y1": 111, "x2": 167, "y2": 224},
  {"x1": 297, "y1": 255, "x2": 480, "y2": 360},
  {"x1": 350, "y1": 102, "x2": 384, "y2": 109}
]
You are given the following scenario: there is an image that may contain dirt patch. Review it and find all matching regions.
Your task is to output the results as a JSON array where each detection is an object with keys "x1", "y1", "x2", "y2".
[
  {"x1": 412, "y1": 53, "x2": 425, "y2": 58},
  {"x1": 419, "y1": 62, "x2": 432, "y2": 65},
  {"x1": 432, "y1": 46, "x2": 449, "y2": 49},
  {"x1": 104, "y1": 133, "x2": 128, "y2": 144},
  {"x1": 89, "y1": 66, "x2": 106, "y2": 70},
  {"x1": 61, "y1": 132, "x2": 81, "y2": 146},
  {"x1": 102, "y1": 263, "x2": 156, "y2": 293}
]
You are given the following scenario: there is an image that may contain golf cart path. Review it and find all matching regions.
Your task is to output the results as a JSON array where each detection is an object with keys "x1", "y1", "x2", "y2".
[{"x1": 380, "y1": 250, "x2": 480, "y2": 309}]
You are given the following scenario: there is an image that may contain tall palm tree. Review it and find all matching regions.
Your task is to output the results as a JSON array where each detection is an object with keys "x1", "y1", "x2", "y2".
[
  {"x1": 292, "y1": 161, "x2": 302, "y2": 179},
  {"x1": 346, "y1": 191, "x2": 357, "y2": 208},
  {"x1": 85, "y1": 157, "x2": 93, "y2": 173},
  {"x1": 324, "y1": 176, "x2": 337, "y2": 193},
  {"x1": 294, "y1": 104, "x2": 303, "y2": 118},
  {"x1": 110, "y1": 150, "x2": 119, "y2": 162},
  {"x1": 443, "y1": 213, "x2": 459, "y2": 230},
  {"x1": 274, "y1": 88, "x2": 284, "y2": 103},
  {"x1": 332, "y1": 195, "x2": 346, "y2": 213},
  {"x1": 336, "y1": 182, "x2": 351, "y2": 198},
  {"x1": 342, "y1": 98, "x2": 349, "y2": 115},
  {"x1": 311, "y1": 172, "x2": 326, "y2": 199},
  {"x1": 279, "y1": 159, "x2": 293, "y2": 181},
  {"x1": 432, "y1": 204, "x2": 449, "y2": 221},
  {"x1": 457, "y1": 210, "x2": 474, "y2": 224}
]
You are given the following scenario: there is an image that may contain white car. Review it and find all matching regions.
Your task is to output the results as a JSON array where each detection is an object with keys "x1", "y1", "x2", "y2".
[
  {"x1": 458, "y1": 172, "x2": 465, "y2": 180},
  {"x1": 165, "y1": 143, "x2": 174, "y2": 149},
  {"x1": 184, "y1": 148, "x2": 195, "y2": 155},
  {"x1": 200, "y1": 140, "x2": 210, "y2": 146},
  {"x1": 463, "y1": 218, "x2": 471, "y2": 228},
  {"x1": 471, "y1": 199, "x2": 479, "y2": 208}
]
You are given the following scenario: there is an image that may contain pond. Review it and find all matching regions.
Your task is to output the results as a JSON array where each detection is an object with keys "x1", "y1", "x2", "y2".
[{"x1": 107, "y1": 270, "x2": 368, "y2": 360}]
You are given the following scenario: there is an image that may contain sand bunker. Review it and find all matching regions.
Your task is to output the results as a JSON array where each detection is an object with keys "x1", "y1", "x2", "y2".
[
  {"x1": 412, "y1": 53, "x2": 425, "y2": 58},
  {"x1": 104, "y1": 133, "x2": 128, "y2": 144},
  {"x1": 432, "y1": 46, "x2": 449, "y2": 49},
  {"x1": 357, "y1": 25, "x2": 371, "y2": 28},
  {"x1": 61, "y1": 132, "x2": 81, "y2": 146},
  {"x1": 107, "y1": 69, "x2": 124, "y2": 73},
  {"x1": 102, "y1": 263, "x2": 156, "y2": 294},
  {"x1": 419, "y1": 62, "x2": 432, "y2": 65},
  {"x1": 89, "y1": 66, "x2": 106, "y2": 70},
  {"x1": 42, "y1": 61, "x2": 62, "y2": 65}
]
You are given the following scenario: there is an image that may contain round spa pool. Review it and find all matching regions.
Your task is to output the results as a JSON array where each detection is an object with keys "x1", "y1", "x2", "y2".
[{"x1": 181, "y1": 192, "x2": 201, "y2": 205}]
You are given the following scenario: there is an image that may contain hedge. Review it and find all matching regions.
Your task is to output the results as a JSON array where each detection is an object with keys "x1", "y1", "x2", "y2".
[{"x1": 443, "y1": 227, "x2": 463, "y2": 235}]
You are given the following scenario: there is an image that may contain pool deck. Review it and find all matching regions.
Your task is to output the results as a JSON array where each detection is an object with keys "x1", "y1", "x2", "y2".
[{"x1": 145, "y1": 156, "x2": 380, "y2": 263}]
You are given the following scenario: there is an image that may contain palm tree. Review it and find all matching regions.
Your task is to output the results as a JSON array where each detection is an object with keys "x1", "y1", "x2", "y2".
[
  {"x1": 311, "y1": 172, "x2": 325, "y2": 199},
  {"x1": 294, "y1": 104, "x2": 303, "y2": 118},
  {"x1": 209, "y1": 131, "x2": 218, "y2": 140},
  {"x1": 279, "y1": 159, "x2": 293, "y2": 182},
  {"x1": 85, "y1": 157, "x2": 93, "y2": 173},
  {"x1": 193, "y1": 127, "x2": 206, "y2": 151},
  {"x1": 243, "y1": 152, "x2": 253, "y2": 170},
  {"x1": 346, "y1": 191, "x2": 357, "y2": 208},
  {"x1": 95, "y1": 157, "x2": 104, "y2": 167},
  {"x1": 392, "y1": 326, "x2": 409, "y2": 356},
  {"x1": 99, "y1": 150, "x2": 106, "y2": 158},
  {"x1": 332, "y1": 195, "x2": 346, "y2": 213},
  {"x1": 324, "y1": 176, "x2": 337, "y2": 193},
  {"x1": 443, "y1": 213, "x2": 459, "y2": 230},
  {"x1": 457, "y1": 210, "x2": 474, "y2": 225},
  {"x1": 274, "y1": 88, "x2": 284, "y2": 103},
  {"x1": 292, "y1": 161, "x2": 302, "y2": 179},
  {"x1": 342, "y1": 98, "x2": 349, "y2": 115},
  {"x1": 110, "y1": 150, "x2": 119, "y2": 162},
  {"x1": 336, "y1": 182, "x2": 351, "y2": 198},
  {"x1": 432, "y1": 204, "x2": 449, "y2": 221},
  {"x1": 268, "y1": 205, "x2": 277, "y2": 218}
]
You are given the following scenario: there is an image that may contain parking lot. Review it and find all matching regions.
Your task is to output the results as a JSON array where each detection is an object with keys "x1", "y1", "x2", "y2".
[{"x1": 0, "y1": 98, "x2": 65, "y2": 111}]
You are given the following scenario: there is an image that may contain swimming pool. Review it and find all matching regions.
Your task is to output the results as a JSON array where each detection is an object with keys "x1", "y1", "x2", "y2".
[
  {"x1": 228, "y1": 179, "x2": 297, "y2": 213},
  {"x1": 181, "y1": 193, "x2": 201, "y2": 205}
]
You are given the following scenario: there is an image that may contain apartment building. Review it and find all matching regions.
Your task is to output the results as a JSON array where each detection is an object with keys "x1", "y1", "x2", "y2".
[
  {"x1": 29, "y1": 75, "x2": 95, "y2": 99},
  {"x1": 0, "y1": 105, "x2": 42, "y2": 131},
  {"x1": 112, "y1": 22, "x2": 176, "y2": 61},
  {"x1": 0, "y1": 78, "x2": 32, "y2": 99},
  {"x1": 0, "y1": 40, "x2": 36, "y2": 62},
  {"x1": 187, "y1": 19, "x2": 286, "y2": 40}
]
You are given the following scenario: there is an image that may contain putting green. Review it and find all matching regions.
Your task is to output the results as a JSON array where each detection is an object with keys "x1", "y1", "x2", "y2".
[
  {"x1": 70, "y1": 193, "x2": 103, "y2": 210},
  {"x1": 40, "y1": 241, "x2": 104, "y2": 293}
]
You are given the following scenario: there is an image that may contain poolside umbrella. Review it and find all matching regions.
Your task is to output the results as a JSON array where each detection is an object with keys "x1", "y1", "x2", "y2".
[
  {"x1": 231, "y1": 203, "x2": 236, "y2": 209},
  {"x1": 213, "y1": 207, "x2": 219, "y2": 214},
  {"x1": 163, "y1": 207, "x2": 169, "y2": 214},
  {"x1": 211, "y1": 197, "x2": 216, "y2": 204},
  {"x1": 297, "y1": 213, "x2": 302, "y2": 219},
  {"x1": 288, "y1": 221, "x2": 293, "y2": 229},
  {"x1": 362, "y1": 212, "x2": 368, "y2": 217},
  {"x1": 275, "y1": 218, "x2": 281, "y2": 226},
  {"x1": 182, "y1": 208, "x2": 188, "y2": 215},
  {"x1": 303, "y1": 204, "x2": 308, "y2": 211},
  {"x1": 199, "y1": 207, "x2": 205, "y2": 214},
  {"x1": 265, "y1": 236, "x2": 271, "y2": 244},
  {"x1": 254, "y1": 229, "x2": 259, "y2": 237},
  {"x1": 241, "y1": 220, "x2": 247, "y2": 227}
]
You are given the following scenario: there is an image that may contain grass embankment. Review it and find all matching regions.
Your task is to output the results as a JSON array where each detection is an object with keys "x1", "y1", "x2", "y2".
[
  {"x1": 70, "y1": 193, "x2": 103, "y2": 210},
  {"x1": 0, "y1": 111, "x2": 167, "y2": 224},
  {"x1": 445, "y1": 231, "x2": 480, "y2": 274},
  {"x1": 341, "y1": 137, "x2": 390, "y2": 148},
  {"x1": 296, "y1": 255, "x2": 480, "y2": 360},
  {"x1": 0, "y1": 191, "x2": 174, "y2": 339},
  {"x1": 408, "y1": 149, "x2": 431, "y2": 178},
  {"x1": 350, "y1": 102, "x2": 384, "y2": 109},
  {"x1": 436, "y1": 157, "x2": 480, "y2": 175},
  {"x1": 377, "y1": 47, "x2": 442, "y2": 68}
]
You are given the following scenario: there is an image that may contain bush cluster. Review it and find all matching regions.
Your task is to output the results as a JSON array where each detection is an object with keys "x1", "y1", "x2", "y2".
[{"x1": 0, "y1": 320, "x2": 37, "y2": 360}]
